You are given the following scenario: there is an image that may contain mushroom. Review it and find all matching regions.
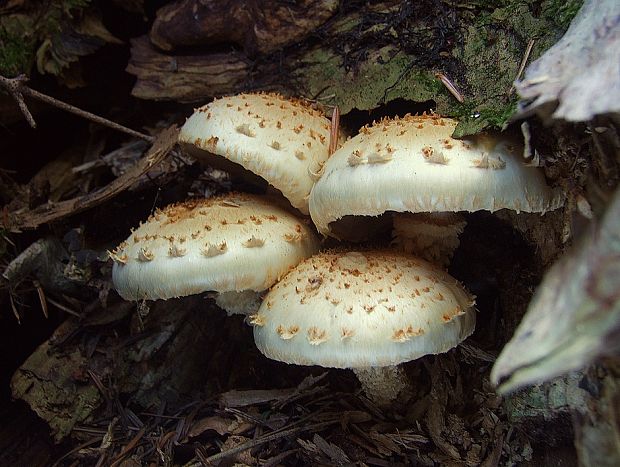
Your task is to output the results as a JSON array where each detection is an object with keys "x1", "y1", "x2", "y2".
[
  {"x1": 309, "y1": 114, "x2": 564, "y2": 266},
  {"x1": 110, "y1": 192, "x2": 320, "y2": 315},
  {"x1": 179, "y1": 92, "x2": 333, "y2": 214},
  {"x1": 251, "y1": 250, "x2": 475, "y2": 406}
]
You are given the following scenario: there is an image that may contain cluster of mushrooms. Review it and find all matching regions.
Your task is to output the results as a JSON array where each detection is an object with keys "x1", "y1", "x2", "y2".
[{"x1": 109, "y1": 93, "x2": 564, "y2": 406}]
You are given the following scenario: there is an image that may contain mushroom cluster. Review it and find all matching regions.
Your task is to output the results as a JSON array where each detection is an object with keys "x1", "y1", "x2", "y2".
[{"x1": 111, "y1": 93, "x2": 564, "y2": 406}]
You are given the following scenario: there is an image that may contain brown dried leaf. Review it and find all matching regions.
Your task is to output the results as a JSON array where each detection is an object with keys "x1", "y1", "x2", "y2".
[
  {"x1": 426, "y1": 399, "x2": 461, "y2": 460},
  {"x1": 127, "y1": 36, "x2": 250, "y2": 102},
  {"x1": 312, "y1": 434, "x2": 351, "y2": 464},
  {"x1": 219, "y1": 388, "x2": 295, "y2": 408},
  {"x1": 188, "y1": 415, "x2": 235, "y2": 437},
  {"x1": 219, "y1": 435, "x2": 255, "y2": 465},
  {"x1": 368, "y1": 430, "x2": 402, "y2": 455},
  {"x1": 36, "y1": 12, "x2": 121, "y2": 77}
]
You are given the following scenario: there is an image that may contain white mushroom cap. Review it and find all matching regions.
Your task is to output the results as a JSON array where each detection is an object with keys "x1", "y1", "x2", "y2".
[
  {"x1": 309, "y1": 114, "x2": 564, "y2": 235},
  {"x1": 252, "y1": 250, "x2": 476, "y2": 368},
  {"x1": 111, "y1": 193, "x2": 320, "y2": 301},
  {"x1": 179, "y1": 92, "x2": 332, "y2": 214}
]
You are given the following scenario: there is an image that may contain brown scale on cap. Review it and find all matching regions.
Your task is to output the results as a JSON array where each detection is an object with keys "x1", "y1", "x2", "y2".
[
  {"x1": 235, "y1": 124, "x2": 255, "y2": 137},
  {"x1": 242, "y1": 236, "x2": 265, "y2": 248},
  {"x1": 422, "y1": 146, "x2": 449, "y2": 165},
  {"x1": 367, "y1": 151, "x2": 393, "y2": 164},
  {"x1": 249, "y1": 314, "x2": 266, "y2": 326},
  {"x1": 307, "y1": 327, "x2": 328, "y2": 345},
  {"x1": 108, "y1": 250, "x2": 128, "y2": 264},
  {"x1": 137, "y1": 247, "x2": 154, "y2": 262},
  {"x1": 441, "y1": 139, "x2": 454, "y2": 150},
  {"x1": 347, "y1": 151, "x2": 364, "y2": 167},
  {"x1": 277, "y1": 325, "x2": 300, "y2": 339},
  {"x1": 202, "y1": 242, "x2": 227, "y2": 257},
  {"x1": 168, "y1": 244, "x2": 187, "y2": 258},
  {"x1": 284, "y1": 231, "x2": 306, "y2": 242},
  {"x1": 391, "y1": 326, "x2": 425, "y2": 343},
  {"x1": 471, "y1": 153, "x2": 506, "y2": 169}
]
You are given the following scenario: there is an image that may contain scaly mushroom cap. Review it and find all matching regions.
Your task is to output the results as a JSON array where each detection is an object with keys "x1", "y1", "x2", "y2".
[
  {"x1": 252, "y1": 250, "x2": 476, "y2": 368},
  {"x1": 309, "y1": 114, "x2": 564, "y2": 235},
  {"x1": 111, "y1": 193, "x2": 320, "y2": 300},
  {"x1": 179, "y1": 92, "x2": 332, "y2": 214}
]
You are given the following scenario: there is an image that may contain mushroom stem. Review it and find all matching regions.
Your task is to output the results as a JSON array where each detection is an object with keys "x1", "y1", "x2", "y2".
[
  {"x1": 215, "y1": 290, "x2": 263, "y2": 316},
  {"x1": 353, "y1": 365, "x2": 412, "y2": 407},
  {"x1": 392, "y1": 212, "x2": 467, "y2": 267}
]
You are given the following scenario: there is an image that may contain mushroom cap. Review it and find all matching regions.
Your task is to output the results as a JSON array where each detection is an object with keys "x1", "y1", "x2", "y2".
[
  {"x1": 309, "y1": 114, "x2": 564, "y2": 235},
  {"x1": 111, "y1": 193, "x2": 320, "y2": 301},
  {"x1": 179, "y1": 92, "x2": 332, "y2": 214},
  {"x1": 252, "y1": 250, "x2": 476, "y2": 368}
]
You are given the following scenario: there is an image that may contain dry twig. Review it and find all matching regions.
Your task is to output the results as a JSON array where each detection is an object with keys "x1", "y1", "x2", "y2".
[
  {"x1": 3, "y1": 125, "x2": 179, "y2": 231},
  {"x1": 0, "y1": 74, "x2": 152, "y2": 142},
  {"x1": 190, "y1": 421, "x2": 336, "y2": 466}
]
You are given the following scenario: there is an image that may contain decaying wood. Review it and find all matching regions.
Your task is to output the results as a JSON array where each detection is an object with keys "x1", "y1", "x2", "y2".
[
  {"x1": 3, "y1": 125, "x2": 178, "y2": 231},
  {"x1": 127, "y1": 0, "x2": 577, "y2": 137},
  {"x1": 149, "y1": 0, "x2": 339, "y2": 55},
  {"x1": 573, "y1": 364, "x2": 620, "y2": 466},
  {"x1": 515, "y1": 0, "x2": 620, "y2": 122},
  {"x1": 126, "y1": 36, "x2": 251, "y2": 102},
  {"x1": 492, "y1": 186, "x2": 620, "y2": 393},
  {"x1": 10, "y1": 296, "x2": 228, "y2": 441}
]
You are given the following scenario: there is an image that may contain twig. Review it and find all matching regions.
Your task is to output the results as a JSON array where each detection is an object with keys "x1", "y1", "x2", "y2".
[
  {"x1": 509, "y1": 39, "x2": 535, "y2": 95},
  {"x1": 435, "y1": 72, "x2": 464, "y2": 103},
  {"x1": 191, "y1": 421, "x2": 336, "y2": 466},
  {"x1": 262, "y1": 448, "x2": 299, "y2": 467},
  {"x1": 44, "y1": 295, "x2": 83, "y2": 318},
  {"x1": 0, "y1": 74, "x2": 153, "y2": 142},
  {"x1": 51, "y1": 438, "x2": 102, "y2": 467},
  {"x1": 33, "y1": 279, "x2": 48, "y2": 318},
  {"x1": 1, "y1": 74, "x2": 36, "y2": 127},
  {"x1": 4, "y1": 125, "x2": 179, "y2": 231},
  {"x1": 109, "y1": 427, "x2": 147, "y2": 467},
  {"x1": 329, "y1": 106, "x2": 340, "y2": 156}
]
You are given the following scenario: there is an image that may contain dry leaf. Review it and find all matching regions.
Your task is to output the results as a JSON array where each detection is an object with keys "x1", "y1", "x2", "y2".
[{"x1": 188, "y1": 415, "x2": 235, "y2": 437}]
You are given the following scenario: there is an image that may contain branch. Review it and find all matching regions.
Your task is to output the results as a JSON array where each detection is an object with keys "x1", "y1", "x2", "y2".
[
  {"x1": 0, "y1": 74, "x2": 153, "y2": 142},
  {"x1": 4, "y1": 125, "x2": 179, "y2": 231}
]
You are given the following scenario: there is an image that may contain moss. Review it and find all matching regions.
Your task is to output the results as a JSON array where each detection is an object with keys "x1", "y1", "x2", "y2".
[
  {"x1": 448, "y1": 0, "x2": 579, "y2": 135},
  {"x1": 0, "y1": 0, "x2": 92, "y2": 77},
  {"x1": 293, "y1": 0, "x2": 580, "y2": 136},
  {"x1": 0, "y1": 15, "x2": 35, "y2": 76},
  {"x1": 541, "y1": 0, "x2": 583, "y2": 29},
  {"x1": 10, "y1": 342, "x2": 102, "y2": 441},
  {"x1": 298, "y1": 46, "x2": 450, "y2": 115}
]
